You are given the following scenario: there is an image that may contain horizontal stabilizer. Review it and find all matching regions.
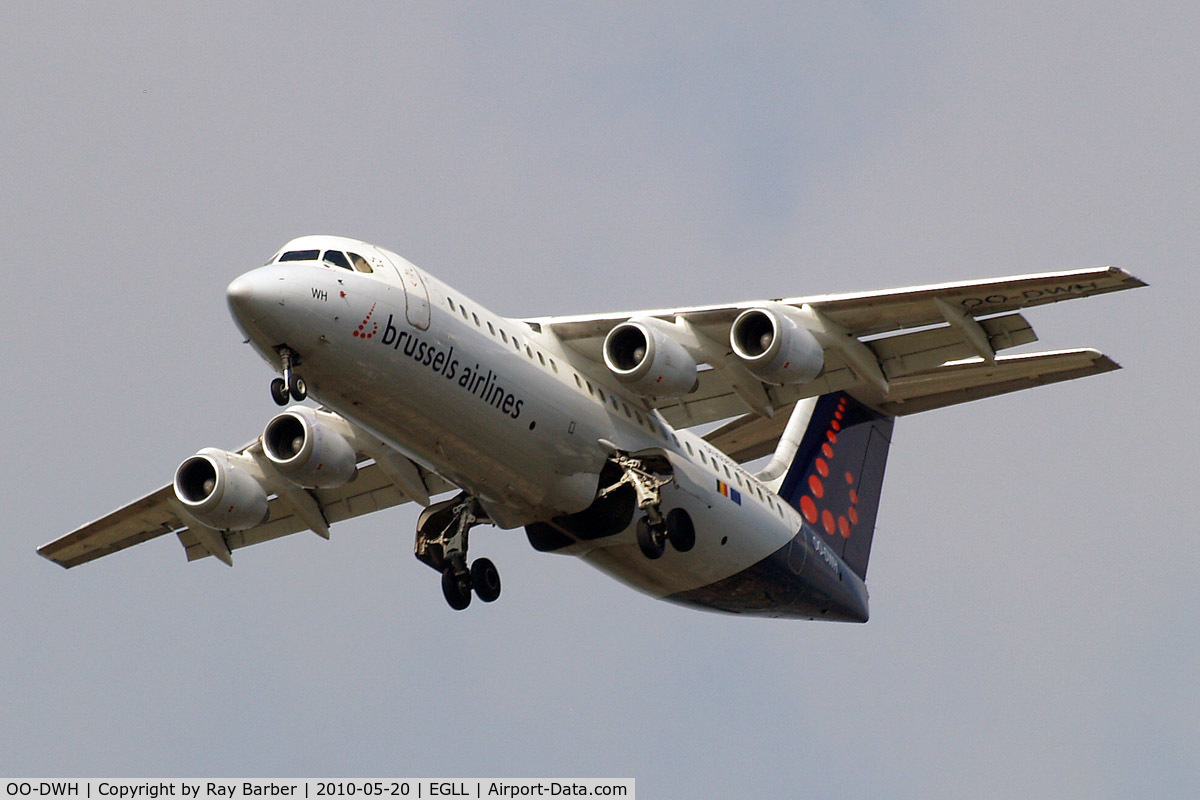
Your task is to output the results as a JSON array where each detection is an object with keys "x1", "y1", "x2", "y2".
[
  {"x1": 705, "y1": 349, "x2": 1120, "y2": 463},
  {"x1": 876, "y1": 348, "x2": 1118, "y2": 416}
]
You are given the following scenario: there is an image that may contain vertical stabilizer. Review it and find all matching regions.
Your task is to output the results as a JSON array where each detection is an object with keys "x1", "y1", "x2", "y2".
[{"x1": 761, "y1": 393, "x2": 894, "y2": 580}]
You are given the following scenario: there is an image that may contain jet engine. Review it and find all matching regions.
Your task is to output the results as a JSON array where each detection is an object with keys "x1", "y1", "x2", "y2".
[
  {"x1": 173, "y1": 448, "x2": 269, "y2": 531},
  {"x1": 730, "y1": 307, "x2": 824, "y2": 385},
  {"x1": 602, "y1": 319, "x2": 698, "y2": 398},
  {"x1": 261, "y1": 407, "x2": 358, "y2": 488}
]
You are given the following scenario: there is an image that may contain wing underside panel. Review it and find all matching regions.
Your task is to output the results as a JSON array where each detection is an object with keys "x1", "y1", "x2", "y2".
[
  {"x1": 40, "y1": 444, "x2": 453, "y2": 568},
  {"x1": 535, "y1": 268, "x2": 1141, "y2": 431},
  {"x1": 177, "y1": 460, "x2": 418, "y2": 561}
]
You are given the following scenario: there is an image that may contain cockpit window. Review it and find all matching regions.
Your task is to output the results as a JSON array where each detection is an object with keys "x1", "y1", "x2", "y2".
[
  {"x1": 322, "y1": 250, "x2": 353, "y2": 270},
  {"x1": 279, "y1": 249, "x2": 320, "y2": 262},
  {"x1": 348, "y1": 252, "x2": 373, "y2": 273}
]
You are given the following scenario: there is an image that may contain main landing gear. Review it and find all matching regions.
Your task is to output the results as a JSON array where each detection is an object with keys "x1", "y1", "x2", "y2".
[
  {"x1": 270, "y1": 346, "x2": 307, "y2": 405},
  {"x1": 635, "y1": 508, "x2": 696, "y2": 560},
  {"x1": 415, "y1": 493, "x2": 501, "y2": 611},
  {"x1": 599, "y1": 452, "x2": 695, "y2": 560}
]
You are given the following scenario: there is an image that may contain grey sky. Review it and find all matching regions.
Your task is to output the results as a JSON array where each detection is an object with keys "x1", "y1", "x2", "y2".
[{"x1": 3, "y1": 3, "x2": 1196, "y2": 797}]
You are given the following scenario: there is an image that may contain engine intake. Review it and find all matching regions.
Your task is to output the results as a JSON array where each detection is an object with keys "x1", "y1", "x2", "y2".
[
  {"x1": 730, "y1": 308, "x2": 824, "y2": 385},
  {"x1": 173, "y1": 448, "x2": 269, "y2": 531},
  {"x1": 262, "y1": 407, "x2": 358, "y2": 488},
  {"x1": 602, "y1": 320, "x2": 698, "y2": 398}
]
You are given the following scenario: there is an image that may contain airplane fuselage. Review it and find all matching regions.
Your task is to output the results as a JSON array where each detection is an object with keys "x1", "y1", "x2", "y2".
[{"x1": 227, "y1": 238, "x2": 870, "y2": 621}]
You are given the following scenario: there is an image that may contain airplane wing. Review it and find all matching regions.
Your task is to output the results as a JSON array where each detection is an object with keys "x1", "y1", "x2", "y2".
[
  {"x1": 38, "y1": 416, "x2": 454, "y2": 569},
  {"x1": 530, "y1": 266, "x2": 1145, "y2": 429}
]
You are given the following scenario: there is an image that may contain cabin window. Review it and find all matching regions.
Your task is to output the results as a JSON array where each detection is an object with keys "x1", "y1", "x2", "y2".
[
  {"x1": 487, "y1": 321, "x2": 495, "y2": 336},
  {"x1": 500, "y1": 330, "x2": 508, "y2": 343},
  {"x1": 549, "y1": 358, "x2": 558, "y2": 373},
  {"x1": 537, "y1": 352, "x2": 546, "y2": 367},
  {"x1": 685, "y1": 442, "x2": 693, "y2": 455},
  {"x1": 472, "y1": 313, "x2": 481, "y2": 327},
  {"x1": 448, "y1": 298, "x2": 456, "y2": 311},
  {"x1": 279, "y1": 249, "x2": 320, "y2": 262},
  {"x1": 348, "y1": 252, "x2": 372, "y2": 273},
  {"x1": 461, "y1": 306, "x2": 469, "y2": 320}
]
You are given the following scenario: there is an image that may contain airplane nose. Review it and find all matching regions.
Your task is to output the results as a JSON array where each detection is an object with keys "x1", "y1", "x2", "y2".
[
  {"x1": 226, "y1": 274, "x2": 255, "y2": 311},
  {"x1": 226, "y1": 269, "x2": 274, "y2": 324}
]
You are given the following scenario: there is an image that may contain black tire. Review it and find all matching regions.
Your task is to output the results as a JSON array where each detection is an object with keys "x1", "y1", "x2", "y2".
[
  {"x1": 441, "y1": 568, "x2": 472, "y2": 611},
  {"x1": 666, "y1": 508, "x2": 696, "y2": 553},
  {"x1": 471, "y1": 558, "x2": 501, "y2": 603},
  {"x1": 289, "y1": 373, "x2": 308, "y2": 402},
  {"x1": 270, "y1": 377, "x2": 289, "y2": 406},
  {"x1": 636, "y1": 517, "x2": 665, "y2": 560}
]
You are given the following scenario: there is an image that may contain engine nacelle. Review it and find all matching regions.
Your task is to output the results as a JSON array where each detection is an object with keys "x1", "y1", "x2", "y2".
[
  {"x1": 602, "y1": 319, "x2": 698, "y2": 398},
  {"x1": 173, "y1": 448, "x2": 269, "y2": 531},
  {"x1": 261, "y1": 407, "x2": 358, "y2": 488},
  {"x1": 730, "y1": 307, "x2": 824, "y2": 385}
]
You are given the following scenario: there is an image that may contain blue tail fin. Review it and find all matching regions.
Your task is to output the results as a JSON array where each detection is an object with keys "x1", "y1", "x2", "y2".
[{"x1": 770, "y1": 392, "x2": 894, "y2": 580}]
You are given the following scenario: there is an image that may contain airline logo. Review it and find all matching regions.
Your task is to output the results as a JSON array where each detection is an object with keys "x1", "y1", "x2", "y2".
[
  {"x1": 796, "y1": 395, "x2": 861, "y2": 540},
  {"x1": 374, "y1": 314, "x2": 526, "y2": 419},
  {"x1": 353, "y1": 302, "x2": 379, "y2": 340}
]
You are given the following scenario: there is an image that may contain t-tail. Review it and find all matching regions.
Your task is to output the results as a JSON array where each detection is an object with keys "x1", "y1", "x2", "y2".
[{"x1": 759, "y1": 392, "x2": 895, "y2": 581}]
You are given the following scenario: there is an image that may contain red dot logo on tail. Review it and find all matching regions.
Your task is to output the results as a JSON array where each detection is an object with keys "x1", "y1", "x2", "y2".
[{"x1": 800, "y1": 395, "x2": 861, "y2": 539}]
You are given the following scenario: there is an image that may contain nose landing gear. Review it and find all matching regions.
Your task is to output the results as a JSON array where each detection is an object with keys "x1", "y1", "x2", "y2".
[
  {"x1": 271, "y1": 347, "x2": 307, "y2": 405},
  {"x1": 415, "y1": 493, "x2": 501, "y2": 610}
]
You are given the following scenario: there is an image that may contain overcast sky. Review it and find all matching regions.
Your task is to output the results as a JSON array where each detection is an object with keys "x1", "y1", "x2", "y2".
[{"x1": 2, "y1": 3, "x2": 1196, "y2": 797}]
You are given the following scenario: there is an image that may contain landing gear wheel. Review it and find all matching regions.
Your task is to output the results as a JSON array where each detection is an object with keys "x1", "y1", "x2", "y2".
[
  {"x1": 471, "y1": 558, "x2": 501, "y2": 603},
  {"x1": 636, "y1": 517, "x2": 666, "y2": 560},
  {"x1": 441, "y1": 567, "x2": 472, "y2": 611},
  {"x1": 270, "y1": 377, "x2": 289, "y2": 406},
  {"x1": 666, "y1": 508, "x2": 695, "y2": 553},
  {"x1": 288, "y1": 373, "x2": 308, "y2": 402}
]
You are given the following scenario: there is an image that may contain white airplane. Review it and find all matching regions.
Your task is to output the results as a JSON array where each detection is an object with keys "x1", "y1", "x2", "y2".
[{"x1": 39, "y1": 236, "x2": 1145, "y2": 620}]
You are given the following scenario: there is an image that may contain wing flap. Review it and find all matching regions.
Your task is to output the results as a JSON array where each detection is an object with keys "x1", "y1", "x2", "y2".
[{"x1": 871, "y1": 313, "x2": 1037, "y2": 377}]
